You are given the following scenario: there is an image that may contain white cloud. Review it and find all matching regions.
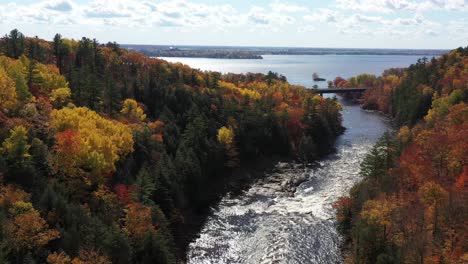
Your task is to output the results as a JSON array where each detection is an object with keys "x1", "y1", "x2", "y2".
[
  {"x1": 1, "y1": 0, "x2": 296, "y2": 30},
  {"x1": 85, "y1": 0, "x2": 135, "y2": 18},
  {"x1": 0, "y1": 6, "x2": 6, "y2": 22},
  {"x1": 42, "y1": 0, "x2": 74, "y2": 12},
  {"x1": 3, "y1": 3, "x2": 52, "y2": 24},
  {"x1": 387, "y1": 29, "x2": 410, "y2": 36},
  {"x1": 0, "y1": 0, "x2": 241, "y2": 28},
  {"x1": 0, "y1": 0, "x2": 464, "y2": 47},
  {"x1": 270, "y1": 2, "x2": 309, "y2": 13},
  {"x1": 298, "y1": 25, "x2": 316, "y2": 33},
  {"x1": 335, "y1": 0, "x2": 466, "y2": 13},
  {"x1": 448, "y1": 18, "x2": 468, "y2": 40},
  {"x1": 304, "y1": 9, "x2": 340, "y2": 23},
  {"x1": 335, "y1": 0, "x2": 416, "y2": 12},
  {"x1": 381, "y1": 15, "x2": 425, "y2": 26},
  {"x1": 352, "y1": 14, "x2": 383, "y2": 23},
  {"x1": 301, "y1": 7, "x2": 442, "y2": 40},
  {"x1": 247, "y1": 6, "x2": 295, "y2": 29},
  {"x1": 424, "y1": 29, "x2": 438, "y2": 36}
]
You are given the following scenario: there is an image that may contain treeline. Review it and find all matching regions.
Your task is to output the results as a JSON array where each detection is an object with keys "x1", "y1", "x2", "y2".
[
  {"x1": 123, "y1": 45, "x2": 263, "y2": 59},
  {"x1": 0, "y1": 29, "x2": 343, "y2": 263},
  {"x1": 117, "y1": 46, "x2": 449, "y2": 60},
  {"x1": 334, "y1": 47, "x2": 467, "y2": 263}
]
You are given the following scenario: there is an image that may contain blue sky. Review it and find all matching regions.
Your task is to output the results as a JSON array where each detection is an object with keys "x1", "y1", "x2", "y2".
[{"x1": 0, "y1": 0, "x2": 466, "y2": 49}]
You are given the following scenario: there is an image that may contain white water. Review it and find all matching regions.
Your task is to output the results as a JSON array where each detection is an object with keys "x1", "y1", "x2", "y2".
[{"x1": 187, "y1": 99, "x2": 391, "y2": 263}]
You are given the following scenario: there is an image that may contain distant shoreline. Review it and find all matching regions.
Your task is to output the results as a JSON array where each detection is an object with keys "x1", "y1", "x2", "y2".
[
  {"x1": 155, "y1": 54, "x2": 263, "y2": 59},
  {"x1": 123, "y1": 44, "x2": 449, "y2": 60}
]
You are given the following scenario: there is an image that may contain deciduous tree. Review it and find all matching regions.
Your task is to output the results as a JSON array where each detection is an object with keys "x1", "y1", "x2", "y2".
[
  {"x1": 121, "y1": 98, "x2": 146, "y2": 121},
  {"x1": 5, "y1": 204, "x2": 60, "y2": 252},
  {"x1": 217, "y1": 126, "x2": 239, "y2": 167},
  {"x1": 50, "y1": 107, "x2": 133, "y2": 182},
  {"x1": 0, "y1": 68, "x2": 17, "y2": 112}
]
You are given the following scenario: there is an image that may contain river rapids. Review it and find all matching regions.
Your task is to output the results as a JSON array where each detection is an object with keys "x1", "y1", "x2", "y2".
[{"x1": 187, "y1": 99, "x2": 391, "y2": 264}]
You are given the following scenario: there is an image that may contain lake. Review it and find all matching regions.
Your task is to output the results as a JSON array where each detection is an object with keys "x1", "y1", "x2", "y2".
[{"x1": 160, "y1": 54, "x2": 427, "y2": 87}]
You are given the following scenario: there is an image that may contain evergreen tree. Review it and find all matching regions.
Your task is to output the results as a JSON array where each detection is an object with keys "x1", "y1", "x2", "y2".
[{"x1": 5, "y1": 29, "x2": 25, "y2": 59}]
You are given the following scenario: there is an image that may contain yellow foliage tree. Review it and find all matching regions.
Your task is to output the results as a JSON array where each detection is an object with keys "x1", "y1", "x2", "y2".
[
  {"x1": 121, "y1": 98, "x2": 146, "y2": 121},
  {"x1": 32, "y1": 63, "x2": 68, "y2": 93},
  {"x1": 0, "y1": 184, "x2": 30, "y2": 209},
  {"x1": 219, "y1": 81, "x2": 261, "y2": 100},
  {"x1": 48, "y1": 250, "x2": 111, "y2": 264},
  {"x1": 398, "y1": 126, "x2": 411, "y2": 144},
  {"x1": 425, "y1": 89, "x2": 464, "y2": 125},
  {"x1": 418, "y1": 181, "x2": 447, "y2": 205},
  {"x1": 217, "y1": 126, "x2": 239, "y2": 168},
  {"x1": 1, "y1": 57, "x2": 32, "y2": 103},
  {"x1": 360, "y1": 198, "x2": 396, "y2": 240},
  {"x1": 9, "y1": 200, "x2": 33, "y2": 215},
  {"x1": 0, "y1": 67, "x2": 17, "y2": 112},
  {"x1": 50, "y1": 107, "x2": 134, "y2": 182},
  {"x1": 50, "y1": 87, "x2": 72, "y2": 108},
  {"x1": 47, "y1": 251, "x2": 71, "y2": 264},
  {"x1": 217, "y1": 126, "x2": 234, "y2": 145},
  {"x1": 1, "y1": 126, "x2": 31, "y2": 164}
]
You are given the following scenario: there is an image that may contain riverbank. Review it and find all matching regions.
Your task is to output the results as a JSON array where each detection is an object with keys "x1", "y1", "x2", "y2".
[
  {"x1": 184, "y1": 97, "x2": 391, "y2": 263},
  {"x1": 177, "y1": 152, "x2": 337, "y2": 261},
  {"x1": 333, "y1": 47, "x2": 468, "y2": 263},
  {"x1": 176, "y1": 156, "x2": 284, "y2": 257},
  {"x1": 177, "y1": 127, "x2": 344, "y2": 261}
]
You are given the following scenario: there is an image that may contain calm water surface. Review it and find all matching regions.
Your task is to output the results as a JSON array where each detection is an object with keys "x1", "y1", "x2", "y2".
[
  {"x1": 163, "y1": 55, "x2": 413, "y2": 263},
  {"x1": 160, "y1": 54, "x2": 424, "y2": 87}
]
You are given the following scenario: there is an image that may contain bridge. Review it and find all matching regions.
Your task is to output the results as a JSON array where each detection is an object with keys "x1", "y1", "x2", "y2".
[{"x1": 312, "y1": 87, "x2": 370, "y2": 96}]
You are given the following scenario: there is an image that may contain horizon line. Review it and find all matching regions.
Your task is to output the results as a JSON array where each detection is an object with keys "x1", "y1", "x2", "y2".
[{"x1": 120, "y1": 43, "x2": 452, "y2": 51}]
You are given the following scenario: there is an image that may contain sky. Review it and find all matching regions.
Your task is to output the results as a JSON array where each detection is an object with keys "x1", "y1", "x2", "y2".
[{"x1": 0, "y1": 0, "x2": 467, "y2": 49}]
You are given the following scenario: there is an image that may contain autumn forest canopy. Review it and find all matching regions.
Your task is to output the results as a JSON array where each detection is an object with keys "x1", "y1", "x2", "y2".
[
  {"x1": 333, "y1": 46, "x2": 468, "y2": 263},
  {"x1": 0, "y1": 29, "x2": 344, "y2": 263},
  {"x1": 0, "y1": 28, "x2": 467, "y2": 264}
]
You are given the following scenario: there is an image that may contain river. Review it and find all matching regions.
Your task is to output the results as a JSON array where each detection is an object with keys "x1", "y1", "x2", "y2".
[{"x1": 160, "y1": 55, "x2": 415, "y2": 263}]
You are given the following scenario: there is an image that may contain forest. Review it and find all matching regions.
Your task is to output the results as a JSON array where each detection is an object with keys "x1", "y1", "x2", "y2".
[
  {"x1": 0, "y1": 29, "x2": 343, "y2": 263},
  {"x1": 334, "y1": 47, "x2": 467, "y2": 263}
]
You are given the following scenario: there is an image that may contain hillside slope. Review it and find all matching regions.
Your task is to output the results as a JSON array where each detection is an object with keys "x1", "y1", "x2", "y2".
[
  {"x1": 0, "y1": 29, "x2": 343, "y2": 263},
  {"x1": 334, "y1": 47, "x2": 467, "y2": 263}
]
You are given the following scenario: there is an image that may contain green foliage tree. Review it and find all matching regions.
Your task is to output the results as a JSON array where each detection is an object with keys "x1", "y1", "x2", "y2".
[
  {"x1": 1, "y1": 126, "x2": 34, "y2": 185},
  {"x1": 134, "y1": 168, "x2": 156, "y2": 205},
  {"x1": 5, "y1": 29, "x2": 25, "y2": 59}
]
